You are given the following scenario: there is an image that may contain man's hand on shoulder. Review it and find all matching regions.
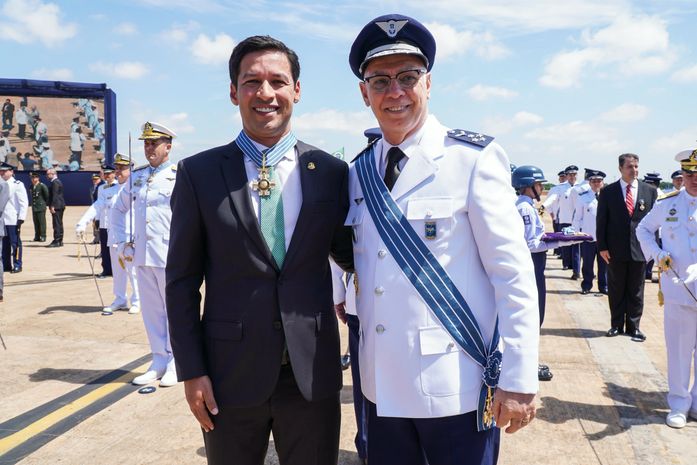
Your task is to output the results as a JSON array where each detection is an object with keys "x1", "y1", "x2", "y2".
[
  {"x1": 184, "y1": 375, "x2": 219, "y2": 432},
  {"x1": 493, "y1": 388, "x2": 536, "y2": 434}
]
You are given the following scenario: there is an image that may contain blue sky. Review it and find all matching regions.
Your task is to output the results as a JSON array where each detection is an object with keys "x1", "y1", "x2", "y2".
[{"x1": 5, "y1": 0, "x2": 697, "y2": 182}]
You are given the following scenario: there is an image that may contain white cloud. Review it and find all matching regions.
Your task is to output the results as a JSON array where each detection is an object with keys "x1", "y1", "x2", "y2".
[
  {"x1": 599, "y1": 103, "x2": 649, "y2": 123},
  {"x1": 671, "y1": 64, "x2": 697, "y2": 83},
  {"x1": 30, "y1": 67, "x2": 73, "y2": 81},
  {"x1": 89, "y1": 61, "x2": 149, "y2": 79},
  {"x1": 651, "y1": 125, "x2": 697, "y2": 155},
  {"x1": 190, "y1": 33, "x2": 236, "y2": 65},
  {"x1": 425, "y1": 22, "x2": 509, "y2": 61},
  {"x1": 293, "y1": 109, "x2": 376, "y2": 134},
  {"x1": 159, "y1": 112, "x2": 195, "y2": 135},
  {"x1": 113, "y1": 22, "x2": 137, "y2": 36},
  {"x1": 524, "y1": 120, "x2": 621, "y2": 155},
  {"x1": 540, "y1": 15, "x2": 676, "y2": 88},
  {"x1": 404, "y1": 0, "x2": 632, "y2": 32},
  {"x1": 481, "y1": 111, "x2": 543, "y2": 135},
  {"x1": 159, "y1": 20, "x2": 199, "y2": 44},
  {"x1": 467, "y1": 84, "x2": 518, "y2": 101},
  {"x1": 1, "y1": 0, "x2": 77, "y2": 47}
]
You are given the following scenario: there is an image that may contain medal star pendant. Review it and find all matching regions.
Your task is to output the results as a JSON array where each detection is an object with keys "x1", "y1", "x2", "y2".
[{"x1": 252, "y1": 167, "x2": 275, "y2": 197}]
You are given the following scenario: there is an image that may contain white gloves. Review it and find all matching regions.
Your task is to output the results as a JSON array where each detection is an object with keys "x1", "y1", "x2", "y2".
[
  {"x1": 75, "y1": 223, "x2": 86, "y2": 241},
  {"x1": 685, "y1": 264, "x2": 697, "y2": 285}
]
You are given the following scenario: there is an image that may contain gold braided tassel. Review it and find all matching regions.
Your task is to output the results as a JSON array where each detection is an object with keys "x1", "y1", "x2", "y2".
[{"x1": 658, "y1": 268, "x2": 664, "y2": 306}]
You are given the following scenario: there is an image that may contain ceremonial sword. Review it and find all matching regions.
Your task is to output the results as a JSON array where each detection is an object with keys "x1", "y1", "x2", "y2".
[{"x1": 668, "y1": 262, "x2": 697, "y2": 303}]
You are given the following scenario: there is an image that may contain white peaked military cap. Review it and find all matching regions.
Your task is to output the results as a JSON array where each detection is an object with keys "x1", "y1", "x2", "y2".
[{"x1": 139, "y1": 121, "x2": 177, "y2": 140}]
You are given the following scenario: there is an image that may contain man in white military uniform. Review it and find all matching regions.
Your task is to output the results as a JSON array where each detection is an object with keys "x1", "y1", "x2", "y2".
[
  {"x1": 347, "y1": 14, "x2": 539, "y2": 465},
  {"x1": 541, "y1": 170, "x2": 567, "y2": 257},
  {"x1": 664, "y1": 170, "x2": 683, "y2": 194},
  {"x1": 637, "y1": 149, "x2": 697, "y2": 428},
  {"x1": 0, "y1": 163, "x2": 28, "y2": 273},
  {"x1": 76, "y1": 155, "x2": 140, "y2": 315},
  {"x1": 572, "y1": 170, "x2": 608, "y2": 294},
  {"x1": 113, "y1": 122, "x2": 178, "y2": 387},
  {"x1": 77, "y1": 165, "x2": 116, "y2": 278},
  {"x1": 558, "y1": 165, "x2": 582, "y2": 278}
]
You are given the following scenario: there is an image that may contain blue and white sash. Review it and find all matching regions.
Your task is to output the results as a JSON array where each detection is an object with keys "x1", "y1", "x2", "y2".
[
  {"x1": 235, "y1": 130, "x2": 297, "y2": 167},
  {"x1": 356, "y1": 143, "x2": 502, "y2": 431}
]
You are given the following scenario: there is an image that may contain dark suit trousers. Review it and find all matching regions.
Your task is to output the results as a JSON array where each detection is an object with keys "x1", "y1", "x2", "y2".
[
  {"x1": 51, "y1": 208, "x2": 64, "y2": 242},
  {"x1": 367, "y1": 403, "x2": 500, "y2": 465},
  {"x1": 531, "y1": 251, "x2": 547, "y2": 326},
  {"x1": 607, "y1": 259, "x2": 646, "y2": 332},
  {"x1": 203, "y1": 365, "x2": 340, "y2": 465},
  {"x1": 347, "y1": 314, "x2": 368, "y2": 460}
]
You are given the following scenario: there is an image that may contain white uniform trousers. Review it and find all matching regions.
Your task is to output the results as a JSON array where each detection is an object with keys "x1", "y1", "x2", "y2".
[
  {"x1": 109, "y1": 245, "x2": 140, "y2": 308},
  {"x1": 664, "y1": 303, "x2": 697, "y2": 413},
  {"x1": 136, "y1": 266, "x2": 175, "y2": 373}
]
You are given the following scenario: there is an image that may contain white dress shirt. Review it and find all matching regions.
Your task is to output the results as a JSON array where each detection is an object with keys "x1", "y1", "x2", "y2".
[{"x1": 243, "y1": 141, "x2": 302, "y2": 251}]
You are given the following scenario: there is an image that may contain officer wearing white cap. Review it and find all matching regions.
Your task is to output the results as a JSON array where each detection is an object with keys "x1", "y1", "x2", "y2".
[
  {"x1": 113, "y1": 121, "x2": 178, "y2": 386},
  {"x1": 637, "y1": 148, "x2": 697, "y2": 428},
  {"x1": 0, "y1": 162, "x2": 28, "y2": 273},
  {"x1": 347, "y1": 13, "x2": 539, "y2": 465},
  {"x1": 557, "y1": 165, "x2": 581, "y2": 278},
  {"x1": 542, "y1": 170, "x2": 568, "y2": 257},
  {"x1": 76, "y1": 164, "x2": 117, "y2": 279},
  {"x1": 572, "y1": 169, "x2": 608, "y2": 294}
]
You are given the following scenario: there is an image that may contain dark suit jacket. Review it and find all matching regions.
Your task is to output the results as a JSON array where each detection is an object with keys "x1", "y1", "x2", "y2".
[
  {"x1": 48, "y1": 178, "x2": 65, "y2": 210},
  {"x1": 596, "y1": 180, "x2": 657, "y2": 262},
  {"x1": 166, "y1": 140, "x2": 352, "y2": 408}
]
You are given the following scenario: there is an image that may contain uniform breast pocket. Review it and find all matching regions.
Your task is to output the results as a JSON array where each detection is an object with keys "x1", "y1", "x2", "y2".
[
  {"x1": 406, "y1": 197, "x2": 454, "y2": 244},
  {"x1": 345, "y1": 202, "x2": 366, "y2": 251},
  {"x1": 419, "y1": 326, "x2": 473, "y2": 397}
]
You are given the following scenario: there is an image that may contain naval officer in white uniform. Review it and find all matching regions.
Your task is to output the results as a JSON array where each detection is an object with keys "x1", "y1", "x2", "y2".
[
  {"x1": 113, "y1": 122, "x2": 178, "y2": 387},
  {"x1": 347, "y1": 14, "x2": 539, "y2": 465},
  {"x1": 637, "y1": 149, "x2": 697, "y2": 429}
]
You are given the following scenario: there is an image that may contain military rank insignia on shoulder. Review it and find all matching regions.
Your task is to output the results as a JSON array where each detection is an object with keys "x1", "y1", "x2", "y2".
[
  {"x1": 657, "y1": 190, "x2": 680, "y2": 202},
  {"x1": 133, "y1": 164, "x2": 149, "y2": 172},
  {"x1": 351, "y1": 137, "x2": 380, "y2": 163},
  {"x1": 580, "y1": 190, "x2": 590, "y2": 196},
  {"x1": 447, "y1": 129, "x2": 494, "y2": 148}
]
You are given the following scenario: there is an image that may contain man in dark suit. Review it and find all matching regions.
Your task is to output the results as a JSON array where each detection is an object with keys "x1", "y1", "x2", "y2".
[
  {"x1": 30, "y1": 172, "x2": 49, "y2": 242},
  {"x1": 166, "y1": 35, "x2": 352, "y2": 465},
  {"x1": 597, "y1": 153, "x2": 657, "y2": 341},
  {"x1": 46, "y1": 168, "x2": 65, "y2": 247}
]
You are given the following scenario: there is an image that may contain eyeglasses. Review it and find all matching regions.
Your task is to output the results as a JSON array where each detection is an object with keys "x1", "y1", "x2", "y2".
[{"x1": 363, "y1": 68, "x2": 427, "y2": 93}]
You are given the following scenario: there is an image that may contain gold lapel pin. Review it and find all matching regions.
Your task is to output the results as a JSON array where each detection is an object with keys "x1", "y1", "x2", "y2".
[{"x1": 307, "y1": 162, "x2": 316, "y2": 170}]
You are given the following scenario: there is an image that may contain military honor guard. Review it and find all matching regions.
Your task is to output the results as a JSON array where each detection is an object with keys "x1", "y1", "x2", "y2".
[
  {"x1": 557, "y1": 165, "x2": 581, "y2": 276},
  {"x1": 113, "y1": 122, "x2": 178, "y2": 387},
  {"x1": 597, "y1": 153, "x2": 657, "y2": 341},
  {"x1": 0, "y1": 175, "x2": 9, "y2": 300},
  {"x1": 346, "y1": 15, "x2": 539, "y2": 465},
  {"x1": 665, "y1": 170, "x2": 684, "y2": 194},
  {"x1": 572, "y1": 170, "x2": 608, "y2": 294},
  {"x1": 541, "y1": 170, "x2": 568, "y2": 257},
  {"x1": 636, "y1": 148, "x2": 697, "y2": 428},
  {"x1": 30, "y1": 172, "x2": 48, "y2": 242},
  {"x1": 76, "y1": 165, "x2": 117, "y2": 279},
  {"x1": 0, "y1": 163, "x2": 28, "y2": 273}
]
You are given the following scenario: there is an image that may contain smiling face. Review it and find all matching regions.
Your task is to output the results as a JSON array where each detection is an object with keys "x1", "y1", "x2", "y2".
[
  {"x1": 230, "y1": 50, "x2": 300, "y2": 147},
  {"x1": 360, "y1": 54, "x2": 431, "y2": 146}
]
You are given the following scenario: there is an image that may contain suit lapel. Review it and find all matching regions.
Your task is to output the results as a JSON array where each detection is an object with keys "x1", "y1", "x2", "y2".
[
  {"x1": 221, "y1": 142, "x2": 279, "y2": 272},
  {"x1": 282, "y1": 143, "x2": 314, "y2": 270}
]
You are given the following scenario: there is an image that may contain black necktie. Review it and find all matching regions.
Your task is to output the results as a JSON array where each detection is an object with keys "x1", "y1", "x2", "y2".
[
  {"x1": 384, "y1": 147, "x2": 406, "y2": 191},
  {"x1": 595, "y1": 192, "x2": 599, "y2": 200}
]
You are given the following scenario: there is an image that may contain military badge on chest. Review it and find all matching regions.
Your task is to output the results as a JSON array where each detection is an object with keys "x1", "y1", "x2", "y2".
[
  {"x1": 252, "y1": 166, "x2": 275, "y2": 197},
  {"x1": 425, "y1": 221, "x2": 437, "y2": 239},
  {"x1": 638, "y1": 199, "x2": 646, "y2": 211}
]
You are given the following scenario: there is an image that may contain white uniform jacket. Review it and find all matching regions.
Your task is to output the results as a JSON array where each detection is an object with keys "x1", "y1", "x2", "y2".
[
  {"x1": 347, "y1": 115, "x2": 539, "y2": 419},
  {"x1": 107, "y1": 183, "x2": 133, "y2": 247},
  {"x1": 556, "y1": 181, "x2": 577, "y2": 224},
  {"x1": 572, "y1": 189, "x2": 599, "y2": 240},
  {"x1": 637, "y1": 189, "x2": 697, "y2": 306},
  {"x1": 77, "y1": 182, "x2": 119, "y2": 230},
  {"x1": 542, "y1": 182, "x2": 567, "y2": 219},
  {"x1": 2, "y1": 177, "x2": 28, "y2": 226},
  {"x1": 113, "y1": 162, "x2": 176, "y2": 268}
]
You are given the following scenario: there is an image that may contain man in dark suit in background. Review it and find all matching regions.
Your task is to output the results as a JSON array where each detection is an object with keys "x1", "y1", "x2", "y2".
[
  {"x1": 46, "y1": 168, "x2": 65, "y2": 247},
  {"x1": 597, "y1": 153, "x2": 657, "y2": 341},
  {"x1": 166, "y1": 35, "x2": 352, "y2": 465}
]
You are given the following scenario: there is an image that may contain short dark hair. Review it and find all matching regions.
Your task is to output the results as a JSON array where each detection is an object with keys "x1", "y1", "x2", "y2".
[
  {"x1": 228, "y1": 35, "x2": 300, "y2": 85},
  {"x1": 618, "y1": 153, "x2": 639, "y2": 167}
]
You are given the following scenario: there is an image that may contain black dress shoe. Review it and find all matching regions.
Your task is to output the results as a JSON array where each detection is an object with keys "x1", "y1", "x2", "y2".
[
  {"x1": 599, "y1": 288, "x2": 608, "y2": 295},
  {"x1": 606, "y1": 327, "x2": 623, "y2": 337},
  {"x1": 571, "y1": 273, "x2": 580, "y2": 280},
  {"x1": 629, "y1": 329, "x2": 646, "y2": 342},
  {"x1": 581, "y1": 289, "x2": 590, "y2": 295},
  {"x1": 10, "y1": 267, "x2": 22, "y2": 273},
  {"x1": 47, "y1": 242, "x2": 60, "y2": 248},
  {"x1": 538, "y1": 365, "x2": 553, "y2": 381},
  {"x1": 341, "y1": 354, "x2": 351, "y2": 371}
]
